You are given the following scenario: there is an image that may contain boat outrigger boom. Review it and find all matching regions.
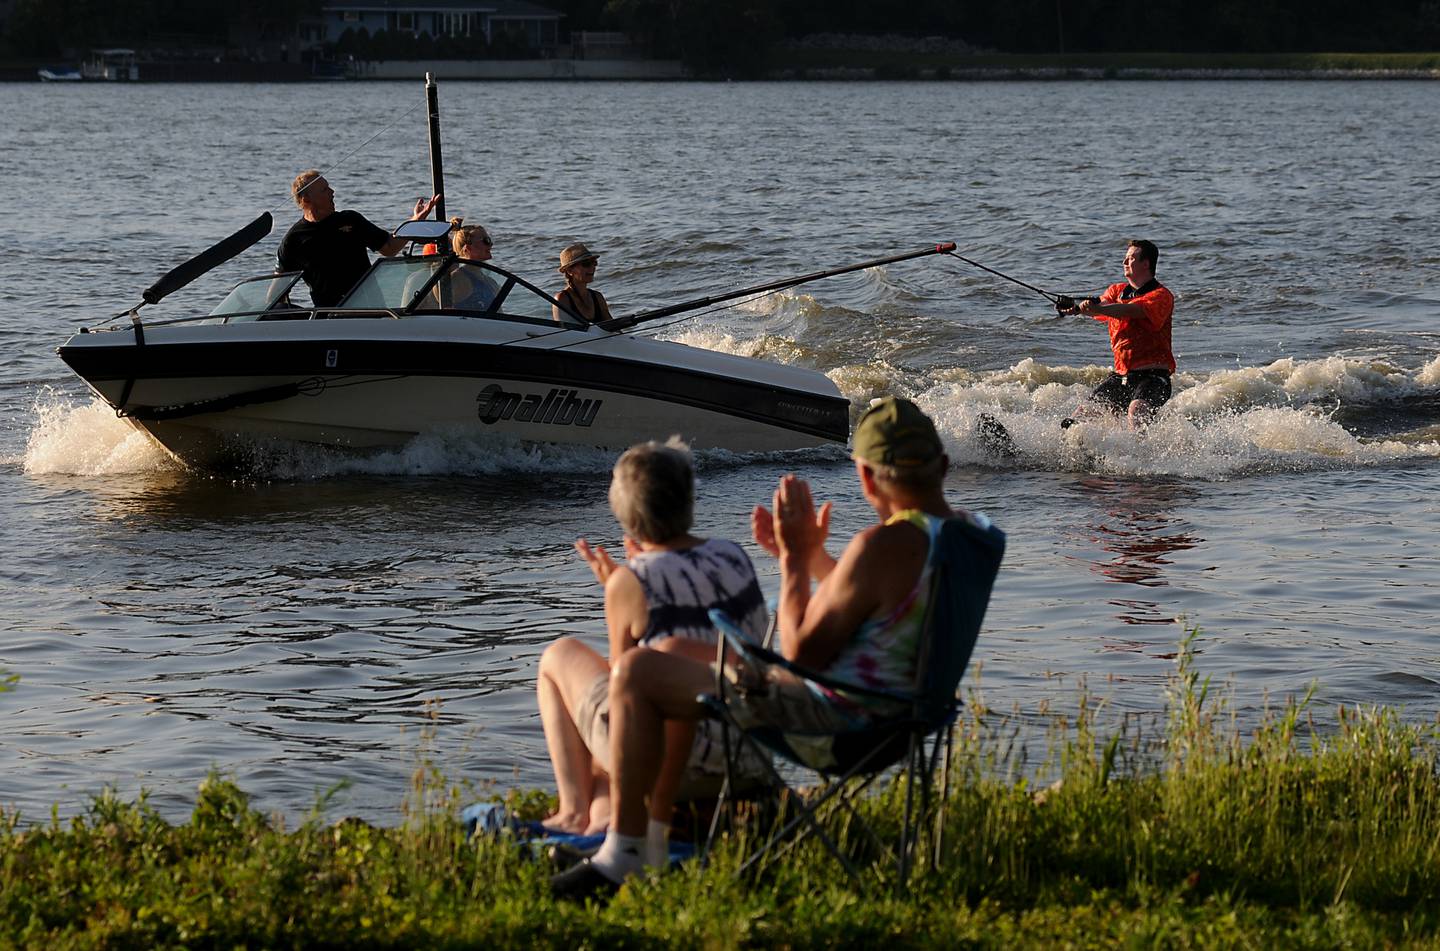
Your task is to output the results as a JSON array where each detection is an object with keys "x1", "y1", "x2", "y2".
[{"x1": 601, "y1": 242, "x2": 957, "y2": 332}]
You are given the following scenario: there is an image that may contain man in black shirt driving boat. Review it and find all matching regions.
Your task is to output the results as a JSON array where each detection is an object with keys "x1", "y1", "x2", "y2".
[{"x1": 277, "y1": 169, "x2": 439, "y2": 307}]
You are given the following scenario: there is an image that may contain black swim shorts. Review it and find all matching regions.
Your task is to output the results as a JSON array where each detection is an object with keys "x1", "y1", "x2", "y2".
[{"x1": 1088, "y1": 369, "x2": 1172, "y2": 415}]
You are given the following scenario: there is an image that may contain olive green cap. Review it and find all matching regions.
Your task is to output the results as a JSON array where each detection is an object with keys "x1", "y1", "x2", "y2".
[{"x1": 852, "y1": 397, "x2": 944, "y2": 467}]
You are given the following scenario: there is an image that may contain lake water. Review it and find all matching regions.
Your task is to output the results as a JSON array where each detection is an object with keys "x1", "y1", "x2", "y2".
[{"x1": 2, "y1": 79, "x2": 1437, "y2": 824}]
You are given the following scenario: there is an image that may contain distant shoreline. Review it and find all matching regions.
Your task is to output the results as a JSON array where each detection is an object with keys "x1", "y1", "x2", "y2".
[
  {"x1": 5, "y1": 50, "x2": 1438, "y2": 82},
  {"x1": 775, "y1": 66, "x2": 1440, "y2": 80},
  {"x1": 771, "y1": 49, "x2": 1440, "y2": 81}
]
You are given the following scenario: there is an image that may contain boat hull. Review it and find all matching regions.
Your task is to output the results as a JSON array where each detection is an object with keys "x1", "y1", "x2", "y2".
[{"x1": 58, "y1": 317, "x2": 850, "y2": 468}]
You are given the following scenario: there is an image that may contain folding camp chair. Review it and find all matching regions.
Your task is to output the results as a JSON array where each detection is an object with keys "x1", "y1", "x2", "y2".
[{"x1": 698, "y1": 513, "x2": 1005, "y2": 888}]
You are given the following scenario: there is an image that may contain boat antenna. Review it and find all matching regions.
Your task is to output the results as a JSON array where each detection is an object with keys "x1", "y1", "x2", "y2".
[
  {"x1": 597, "y1": 243, "x2": 959, "y2": 333},
  {"x1": 425, "y1": 72, "x2": 446, "y2": 222}
]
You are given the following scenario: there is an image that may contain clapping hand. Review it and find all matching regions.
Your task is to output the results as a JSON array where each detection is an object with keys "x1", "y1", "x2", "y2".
[
  {"x1": 574, "y1": 535, "x2": 644, "y2": 585},
  {"x1": 574, "y1": 538, "x2": 619, "y2": 585},
  {"x1": 752, "y1": 473, "x2": 830, "y2": 560}
]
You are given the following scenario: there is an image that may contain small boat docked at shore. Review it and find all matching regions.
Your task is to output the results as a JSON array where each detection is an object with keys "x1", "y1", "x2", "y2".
[{"x1": 56, "y1": 77, "x2": 951, "y2": 471}]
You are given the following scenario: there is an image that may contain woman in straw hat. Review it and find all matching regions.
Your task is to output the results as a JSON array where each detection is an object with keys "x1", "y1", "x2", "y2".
[{"x1": 553, "y1": 242, "x2": 613, "y2": 325}]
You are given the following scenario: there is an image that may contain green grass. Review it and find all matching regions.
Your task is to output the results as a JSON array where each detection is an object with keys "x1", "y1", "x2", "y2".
[
  {"x1": 782, "y1": 49, "x2": 1440, "y2": 77},
  {"x1": 4, "y1": 632, "x2": 1440, "y2": 948}
]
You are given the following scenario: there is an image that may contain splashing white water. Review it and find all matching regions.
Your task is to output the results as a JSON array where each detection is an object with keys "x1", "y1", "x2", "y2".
[
  {"x1": 1172, "y1": 356, "x2": 1424, "y2": 416},
  {"x1": 652, "y1": 339, "x2": 1440, "y2": 480},
  {"x1": 731, "y1": 288, "x2": 824, "y2": 320},
  {"x1": 915, "y1": 355, "x2": 1440, "y2": 480},
  {"x1": 661, "y1": 325, "x2": 820, "y2": 370},
  {"x1": 23, "y1": 351, "x2": 1437, "y2": 483},
  {"x1": 19, "y1": 391, "x2": 839, "y2": 483},
  {"x1": 23, "y1": 392, "x2": 176, "y2": 476},
  {"x1": 1419, "y1": 354, "x2": 1440, "y2": 387}
]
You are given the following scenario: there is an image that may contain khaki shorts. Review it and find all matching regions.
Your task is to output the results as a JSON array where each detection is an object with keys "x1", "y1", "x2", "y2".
[
  {"x1": 575, "y1": 673, "x2": 616, "y2": 773},
  {"x1": 572, "y1": 672, "x2": 766, "y2": 799},
  {"x1": 723, "y1": 660, "x2": 867, "y2": 735}
]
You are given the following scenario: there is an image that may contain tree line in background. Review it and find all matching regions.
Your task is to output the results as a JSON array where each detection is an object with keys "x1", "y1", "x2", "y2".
[
  {"x1": 3, "y1": 0, "x2": 323, "y2": 57},
  {"x1": 4, "y1": 0, "x2": 1438, "y2": 64},
  {"x1": 604, "y1": 0, "x2": 1440, "y2": 69}
]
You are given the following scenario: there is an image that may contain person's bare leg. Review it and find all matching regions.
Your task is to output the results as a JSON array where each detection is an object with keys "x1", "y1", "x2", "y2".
[
  {"x1": 585, "y1": 760, "x2": 611, "y2": 835},
  {"x1": 650, "y1": 719, "x2": 696, "y2": 826},
  {"x1": 608, "y1": 648, "x2": 714, "y2": 838},
  {"x1": 645, "y1": 638, "x2": 711, "y2": 830},
  {"x1": 1127, "y1": 398, "x2": 1154, "y2": 430},
  {"x1": 537, "y1": 637, "x2": 609, "y2": 833},
  {"x1": 1062, "y1": 400, "x2": 1108, "y2": 429}
]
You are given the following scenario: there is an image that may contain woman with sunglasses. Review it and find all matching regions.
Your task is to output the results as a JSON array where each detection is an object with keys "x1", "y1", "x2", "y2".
[
  {"x1": 444, "y1": 218, "x2": 501, "y2": 311},
  {"x1": 553, "y1": 242, "x2": 613, "y2": 326}
]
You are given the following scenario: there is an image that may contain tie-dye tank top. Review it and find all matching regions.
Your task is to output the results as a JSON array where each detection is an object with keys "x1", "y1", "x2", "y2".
[
  {"x1": 814, "y1": 509, "x2": 945, "y2": 715},
  {"x1": 627, "y1": 538, "x2": 768, "y2": 647}
]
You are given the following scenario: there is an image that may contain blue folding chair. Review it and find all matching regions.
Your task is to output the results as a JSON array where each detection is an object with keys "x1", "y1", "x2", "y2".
[{"x1": 699, "y1": 513, "x2": 1005, "y2": 887}]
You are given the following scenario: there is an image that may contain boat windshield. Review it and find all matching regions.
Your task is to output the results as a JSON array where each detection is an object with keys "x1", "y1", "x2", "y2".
[
  {"x1": 343, "y1": 258, "x2": 441, "y2": 311},
  {"x1": 209, "y1": 272, "x2": 305, "y2": 319},
  {"x1": 344, "y1": 258, "x2": 591, "y2": 329},
  {"x1": 403, "y1": 259, "x2": 502, "y2": 313}
]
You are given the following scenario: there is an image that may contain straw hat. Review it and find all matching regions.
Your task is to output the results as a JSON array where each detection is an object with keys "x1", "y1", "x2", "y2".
[{"x1": 558, "y1": 242, "x2": 600, "y2": 272}]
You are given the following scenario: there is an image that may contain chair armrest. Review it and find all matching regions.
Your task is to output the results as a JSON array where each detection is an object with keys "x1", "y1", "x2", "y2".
[{"x1": 709, "y1": 609, "x2": 917, "y2": 707}]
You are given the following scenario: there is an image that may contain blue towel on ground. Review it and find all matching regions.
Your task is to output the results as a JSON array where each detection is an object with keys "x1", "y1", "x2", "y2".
[{"x1": 460, "y1": 802, "x2": 695, "y2": 864}]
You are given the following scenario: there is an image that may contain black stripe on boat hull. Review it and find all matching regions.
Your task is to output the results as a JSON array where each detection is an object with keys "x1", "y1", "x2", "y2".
[{"x1": 58, "y1": 338, "x2": 850, "y2": 443}]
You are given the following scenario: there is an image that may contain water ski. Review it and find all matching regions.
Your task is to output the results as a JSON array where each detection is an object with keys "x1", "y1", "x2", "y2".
[{"x1": 975, "y1": 413, "x2": 1018, "y2": 458}]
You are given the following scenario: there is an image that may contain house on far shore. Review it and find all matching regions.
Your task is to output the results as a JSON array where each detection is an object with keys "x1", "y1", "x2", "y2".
[{"x1": 321, "y1": 0, "x2": 564, "y2": 53}]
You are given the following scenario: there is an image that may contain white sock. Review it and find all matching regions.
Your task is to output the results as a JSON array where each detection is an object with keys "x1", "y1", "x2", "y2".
[
  {"x1": 646, "y1": 818, "x2": 671, "y2": 868},
  {"x1": 591, "y1": 831, "x2": 646, "y2": 882}
]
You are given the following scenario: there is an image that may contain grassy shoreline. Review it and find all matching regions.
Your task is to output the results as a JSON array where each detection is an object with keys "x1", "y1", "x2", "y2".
[{"x1": 5, "y1": 637, "x2": 1440, "y2": 947}]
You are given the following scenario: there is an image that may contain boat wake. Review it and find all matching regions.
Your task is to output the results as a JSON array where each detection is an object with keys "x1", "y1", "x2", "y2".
[
  {"x1": 19, "y1": 393, "x2": 622, "y2": 480},
  {"x1": 25, "y1": 353, "x2": 1438, "y2": 484},
  {"x1": 20, "y1": 390, "x2": 844, "y2": 481},
  {"x1": 916, "y1": 354, "x2": 1440, "y2": 480}
]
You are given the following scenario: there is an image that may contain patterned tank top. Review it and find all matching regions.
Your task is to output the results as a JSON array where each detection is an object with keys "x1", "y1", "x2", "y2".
[
  {"x1": 629, "y1": 538, "x2": 770, "y2": 779},
  {"x1": 627, "y1": 538, "x2": 768, "y2": 647},
  {"x1": 815, "y1": 509, "x2": 946, "y2": 714}
]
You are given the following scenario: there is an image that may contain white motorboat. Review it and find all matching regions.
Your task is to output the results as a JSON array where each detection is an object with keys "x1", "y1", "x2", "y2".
[
  {"x1": 56, "y1": 77, "x2": 951, "y2": 471},
  {"x1": 57, "y1": 238, "x2": 858, "y2": 467}
]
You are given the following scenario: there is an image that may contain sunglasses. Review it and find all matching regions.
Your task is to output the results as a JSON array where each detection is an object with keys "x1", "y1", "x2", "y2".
[{"x1": 470, "y1": 235, "x2": 493, "y2": 246}]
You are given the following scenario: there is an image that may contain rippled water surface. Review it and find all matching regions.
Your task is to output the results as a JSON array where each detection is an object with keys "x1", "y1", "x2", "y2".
[{"x1": 2, "y1": 80, "x2": 1438, "y2": 822}]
